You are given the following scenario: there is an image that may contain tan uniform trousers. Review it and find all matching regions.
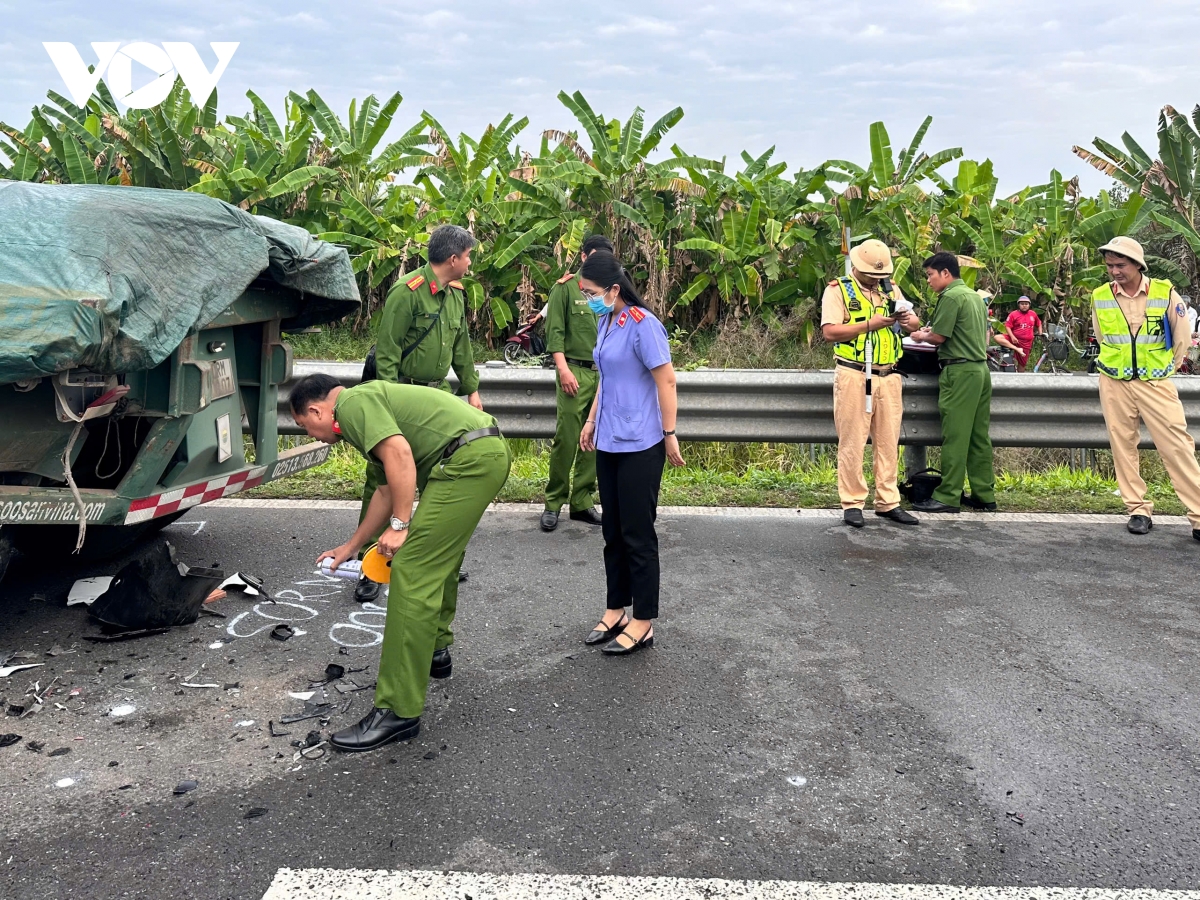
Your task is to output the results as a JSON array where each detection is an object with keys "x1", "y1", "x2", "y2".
[
  {"x1": 1098, "y1": 374, "x2": 1200, "y2": 529},
  {"x1": 833, "y1": 364, "x2": 903, "y2": 511}
]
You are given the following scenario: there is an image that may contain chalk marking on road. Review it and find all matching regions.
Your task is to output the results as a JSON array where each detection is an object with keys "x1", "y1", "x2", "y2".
[
  {"x1": 261, "y1": 869, "x2": 1200, "y2": 900},
  {"x1": 207, "y1": 498, "x2": 1193, "y2": 526}
]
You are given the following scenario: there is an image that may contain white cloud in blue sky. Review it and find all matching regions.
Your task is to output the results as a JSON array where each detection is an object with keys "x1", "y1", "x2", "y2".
[{"x1": 4, "y1": 0, "x2": 1199, "y2": 193}]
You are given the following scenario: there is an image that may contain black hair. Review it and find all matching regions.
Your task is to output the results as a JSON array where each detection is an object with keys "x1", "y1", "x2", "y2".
[
  {"x1": 289, "y1": 373, "x2": 341, "y2": 416},
  {"x1": 581, "y1": 234, "x2": 614, "y2": 256},
  {"x1": 1102, "y1": 250, "x2": 1143, "y2": 271},
  {"x1": 579, "y1": 250, "x2": 645, "y2": 308},
  {"x1": 428, "y1": 224, "x2": 477, "y2": 264},
  {"x1": 923, "y1": 251, "x2": 960, "y2": 278}
]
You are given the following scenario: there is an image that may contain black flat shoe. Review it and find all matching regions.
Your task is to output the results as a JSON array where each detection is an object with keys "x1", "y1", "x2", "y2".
[
  {"x1": 961, "y1": 493, "x2": 998, "y2": 511},
  {"x1": 1128, "y1": 515, "x2": 1152, "y2": 535},
  {"x1": 584, "y1": 613, "x2": 629, "y2": 645},
  {"x1": 912, "y1": 499, "x2": 960, "y2": 513},
  {"x1": 430, "y1": 648, "x2": 452, "y2": 679},
  {"x1": 353, "y1": 576, "x2": 381, "y2": 603},
  {"x1": 843, "y1": 508, "x2": 865, "y2": 528},
  {"x1": 602, "y1": 626, "x2": 654, "y2": 656},
  {"x1": 540, "y1": 509, "x2": 559, "y2": 531},
  {"x1": 876, "y1": 507, "x2": 919, "y2": 525},
  {"x1": 330, "y1": 707, "x2": 420, "y2": 752},
  {"x1": 569, "y1": 507, "x2": 603, "y2": 526}
]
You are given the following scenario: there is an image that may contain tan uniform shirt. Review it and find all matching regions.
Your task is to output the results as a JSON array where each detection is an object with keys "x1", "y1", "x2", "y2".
[
  {"x1": 820, "y1": 273, "x2": 908, "y2": 328},
  {"x1": 1090, "y1": 276, "x2": 1190, "y2": 370}
]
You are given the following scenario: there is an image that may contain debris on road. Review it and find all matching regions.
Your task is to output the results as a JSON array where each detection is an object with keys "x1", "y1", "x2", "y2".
[
  {"x1": 243, "y1": 807, "x2": 268, "y2": 819},
  {"x1": 180, "y1": 682, "x2": 219, "y2": 689},
  {"x1": 54, "y1": 778, "x2": 75, "y2": 789},
  {"x1": 108, "y1": 704, "x2": 136, "y2": 718},
  {"x1": 0, "y1": 663, "x2": 43, "y2": 678},
  {"x1": 90, "y1": 541, "x2": 224, "y2": 632},
  {"x1": 0, "y1": 733, "x2": 20, "y2": 747},
  {"x1": 67, "y1": 577, "x2": 113, "y2": 606},
  {"x1": 268, "y1": 721, "x2": 289, "y2": 737},
  {"x1": 219, "y1": 573, "x2": 270, "y2": 601},
  {"x1": 83, "y1": 628, "x2": 171, "y2": 643},
  {"x1": 173, "y1": 780, "x2": 198, "y2": 795},
  {"x1": 288, "y1": 691, "x2": 315, "y2": 701},
  {"x1": 270, "y1": 624, "x2": 296, "y2": 642},
  {"x1": 291, "y1": 730, "x2": 323, "y2": 750},
  {"x1": 48, "y1": 747, "x2": 70, "y2": 757},
  {"x1": 26, "y1": 740, "x2": 45, "y2": 753},
  {"x1": 203, "y1": 589, "x2": 227, "y2": 605},
  {"x1": 279, "y1": 702, "x2": 335, "y2": 725}
]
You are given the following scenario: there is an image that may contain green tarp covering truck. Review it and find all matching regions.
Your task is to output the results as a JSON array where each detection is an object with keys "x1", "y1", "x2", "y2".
[{"x1": 0, "y1": 181, "x2": 360, "y2": 582}]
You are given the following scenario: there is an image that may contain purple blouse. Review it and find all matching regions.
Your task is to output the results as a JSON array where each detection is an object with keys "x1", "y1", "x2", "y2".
[{"x1": 593, "y1": 304, "x2": 672, "y2": 453}]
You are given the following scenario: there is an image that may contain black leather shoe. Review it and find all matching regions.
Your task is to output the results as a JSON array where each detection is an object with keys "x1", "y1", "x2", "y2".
[
  {"x1": 1127, "y1": 515, "x2": 1152, "y2": 535},
  {"x1": 912, "y1": 499, "x2": 960, "y2": 513},
  {"x1": 843, "y1": 508, "x2": 865, "y2": 528},
  {"x1": 876, "y1": 507, "x2": 919, "y2": 525},
  {"x1": 330, "y1": 707, "x2": 420, "y2": 752},
  {"x1": 540, "y1": 509, "x2": 559, "y2": 531},
  {"x1": 353, "y1": 576, "x2": 381, "y2": 603},
  {"x1": 961, "y1": 493, "x2": 998, "y2": 511},
  {"x1": 569, "y1": 507, "x2": 603, "y2": 526},
  {"x1": 602, "y1": 626, "x2": 654, "y2": 656},
  {"x1": 430, "y1": 648, "x2": 452, "y2": 679},
  {"x1": 584, "y1": 613, "x2": 629, "y2": 645}
]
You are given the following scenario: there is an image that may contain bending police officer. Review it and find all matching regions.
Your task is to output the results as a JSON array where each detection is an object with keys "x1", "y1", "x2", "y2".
[
  {"x1": 354, "y1": 225, "x2": 482, "y2": 603},
  {"x1": 540, "y1": 234, "x2": 614, "y2": 531},
  {"x1": 820, "y1": 239, "x2": 922, "y2": 527},
  {"x1": 292, "y1": 374, "x2": 510, "y2": 751}
]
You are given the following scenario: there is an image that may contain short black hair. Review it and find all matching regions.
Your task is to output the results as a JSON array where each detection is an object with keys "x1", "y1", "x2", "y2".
[
  {"x1": 581, "y1": 234, "x2": 614, "y2": 256},
  {"x1": 428, "y1": 225, "x2": 477, "y2": 264},
  {"x1": 923, "y1": 251, "x2": 960, "y2": 278},
  {"x1": 289, "y1": 372, "x2": 341, "y2": 416}
]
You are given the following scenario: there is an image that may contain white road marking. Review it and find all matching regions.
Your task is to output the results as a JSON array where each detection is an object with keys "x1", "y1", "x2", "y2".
[
  {"x1": 208, "y1": 498, "x2": 1193, "y2": 526},
  {"x1": 260, "y1": 869, "x2": 1200, "y2": 900}
]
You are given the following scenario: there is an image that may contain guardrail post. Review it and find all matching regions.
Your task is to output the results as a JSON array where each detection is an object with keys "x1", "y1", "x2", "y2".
[{"x1": 904, "y1": 445, "x2": 928, "y2": 474}]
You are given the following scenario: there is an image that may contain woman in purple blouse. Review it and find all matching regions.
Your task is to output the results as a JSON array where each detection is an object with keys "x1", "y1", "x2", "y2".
[{"x1": 578, "y1": 251, "x2": 685, "y2": 655}]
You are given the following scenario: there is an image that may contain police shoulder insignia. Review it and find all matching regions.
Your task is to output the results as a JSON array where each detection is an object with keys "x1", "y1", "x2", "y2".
[
  {"x1": 448, "y1": 280, "x2": 464, "y2": 290},
  {"x1": 405, "y1": 274, "x2": 426, "y2": 291},
  {"x1": 628, "y1": 306, "x2": 646, "y2": 323},
  {"x1": 557, "y1": 272, "x2": 576, "y2": 284},
  {"x1": 332, "y1": 420, "x2": 342, "y2": 435},
  {"x1": 617, "y1": 311, "x2": 628, "y2": 327}
]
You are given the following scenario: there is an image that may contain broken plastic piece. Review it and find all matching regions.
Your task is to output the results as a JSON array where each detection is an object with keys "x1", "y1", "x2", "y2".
[
  {"x1": 173, "y1": 780, "x2": 198, "y2": 795},
  {"x1": 219, "y1": 573, "x2": 270, "y2": 601},
  {"x1": 27, "y1": 740, "x2": 45, "y2": 753},
  {"x1": 268, "y1": 721, "x2": 289, "y2": 737},
  {"x1": 47, "y1": 747, "x2": 70, "y2": 757},
  {"x1": 67, "y1": 577, "x2": 112, "y2": 606},
  {"x1": 203, "y1": 588, "x2": 227, "y2": 604},
  {"x1": 90, "y1": 541, "x2": 224, "y2": 631},
  {"x1": 180, "y1": 682, "x2": 219, "y2": 689},
  {"x1": 270, "y1": 624, "x2": 295, "y2": 642},
  {"x1": 279, "y1": 702, "x2": 335, "y2": 725},
  {"x1": 0, "y1": 733, "x2": 20, "y2": 747},
  {"x1": 0, "y1": 663, "x2": 43, "y2": 678},
  {"x1": 243, "y1": 807, "x2": 267, "y2": 819},
  {"x1": 108, "y1": 704, "x2": 136, "y2": 717}
]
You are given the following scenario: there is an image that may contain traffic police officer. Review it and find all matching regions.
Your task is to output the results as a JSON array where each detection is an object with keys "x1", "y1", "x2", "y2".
[
  {"x1": 821, "y1": 238, "x2": 922, "y2": 527},
  {"x1": 1091, "y1": 236, "x2": 1200, "y2": 538},
  {"x1": 291, "y1": 373, "x2": 510, "y2": 751},
  {"x1": 910, "y1": 251, "x2": 998, "y2": 513},
  {"x1": 354, "y1": 224, "x2": 483, "y2": 603},
  {"x1": 540, "y1": 234, "x2": 614, "y2": 531}
]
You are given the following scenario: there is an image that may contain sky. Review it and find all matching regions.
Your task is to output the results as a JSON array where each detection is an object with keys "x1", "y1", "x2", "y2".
[{"x1": 2, "y1": 0, "x2": 1198, "y2": 194}]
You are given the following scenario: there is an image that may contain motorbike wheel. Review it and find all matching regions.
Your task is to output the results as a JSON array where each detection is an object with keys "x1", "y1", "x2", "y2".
[{"x1": 504, "y1": 343, "x2": 529, "y2": 365}]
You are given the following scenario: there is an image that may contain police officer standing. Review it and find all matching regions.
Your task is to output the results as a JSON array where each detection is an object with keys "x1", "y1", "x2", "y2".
[
  {"x1": 540, "y1": 235, "x2": 613, "y2": 531},
  {"x1": 910, "y1": 252, "x2": 998, "y2": 513},
  {"x1": 820, "y1": 239, "x2": 922, "y2": 527},
  {"x1": 1091, "y1": 237, "x2": 1200, "y2": 538},
  {"x1": 291, "y1": 373, "x2": 510, "y2": 751},
  {"x1": 353, "y1": 225, "x2": 483, "y2": 602}
]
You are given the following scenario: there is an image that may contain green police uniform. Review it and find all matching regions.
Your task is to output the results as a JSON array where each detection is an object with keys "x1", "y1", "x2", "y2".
[
  {"x1": 334, "y1": 381, "x2": 510, "y2": 719},
  {"x1": 926, "y1": 278, "x2": 996, "y2": 507},
  {"x1": 360, "y1": 263, "x2": 482, "y2": 533},
  {"x1": 543, "y1": 272, "x2": 599, "y2": 513}
]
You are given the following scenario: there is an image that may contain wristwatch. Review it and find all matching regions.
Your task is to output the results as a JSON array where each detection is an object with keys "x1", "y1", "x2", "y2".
[{"x1": 389, "y1": 516, "x2": 410, "y2": 532}]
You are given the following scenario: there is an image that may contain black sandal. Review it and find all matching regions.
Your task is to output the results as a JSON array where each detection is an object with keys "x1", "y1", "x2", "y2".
[
  {"x1": 584, "y1": 614, "x2": 629, "y2": 645},
  {"x1": 602, "y1": 625, "x2": 654, "y2": 656}
]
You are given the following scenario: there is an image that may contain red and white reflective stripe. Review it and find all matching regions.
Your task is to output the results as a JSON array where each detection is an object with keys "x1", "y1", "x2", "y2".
[{"x1": 124, "y1": 466, "x2": 268, "y2": 525}]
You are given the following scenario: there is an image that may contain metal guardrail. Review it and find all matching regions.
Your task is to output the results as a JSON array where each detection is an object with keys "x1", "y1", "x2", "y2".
[{"x1": 273, "y1": 360, "x2": 1200, "y2": 450}]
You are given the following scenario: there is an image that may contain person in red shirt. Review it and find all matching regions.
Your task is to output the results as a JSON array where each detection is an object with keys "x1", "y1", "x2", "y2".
[{"x1": 1004, "y1": 296, "x2": 1043, "y2": 371}]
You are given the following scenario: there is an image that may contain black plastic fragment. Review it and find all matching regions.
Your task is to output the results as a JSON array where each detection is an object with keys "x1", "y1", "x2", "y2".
[
  {"x1": 244, "y1": 807, "x2": 268, "y2": 819},
  {"x1": 0, "y1": 733, "x2": 20, "y2": 747},
  {"x1": 173, "y1": 780, "x2": 198, "y2": 795}
]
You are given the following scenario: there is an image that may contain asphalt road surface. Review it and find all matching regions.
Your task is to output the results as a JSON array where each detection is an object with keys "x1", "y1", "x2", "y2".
[{"x1": 1, "y1": 502, "x2": 1198, "y2": 899}]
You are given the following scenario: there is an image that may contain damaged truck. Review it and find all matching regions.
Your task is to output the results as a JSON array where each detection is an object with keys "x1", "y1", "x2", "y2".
[{"x1": 0, "y1": 182, "x2": 360, "y2": 582}]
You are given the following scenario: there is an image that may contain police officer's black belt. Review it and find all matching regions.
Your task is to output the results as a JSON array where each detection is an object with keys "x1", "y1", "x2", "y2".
[
  {"x1": 442, "y1": 426, "x2": 504, "y2": 459},
  {"x1": 398, "y1": 376, "x2": 445, "y2": 388},
  {"x1": 938, "y1": 358, "x2": 970, "y2": 369},
  {"x1": 835, "y1": 359, "x2": 898, "y2": 376},
  {"x1": 565, "y1": 357, "x2": 596, "y2": 370}
]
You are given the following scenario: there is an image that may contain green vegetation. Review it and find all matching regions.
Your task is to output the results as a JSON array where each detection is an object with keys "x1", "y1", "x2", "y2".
[
  {"x1": 6, "y1": 79, "x2": 1200, "y2": 348},
  {"x1": 247, "y1": 438, "x2": 1187, "y2": 516}
]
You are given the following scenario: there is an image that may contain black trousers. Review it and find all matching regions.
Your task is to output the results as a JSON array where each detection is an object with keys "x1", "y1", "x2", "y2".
[{"x1": 596, "y1": 441, "x2": 665, "y2": 620}]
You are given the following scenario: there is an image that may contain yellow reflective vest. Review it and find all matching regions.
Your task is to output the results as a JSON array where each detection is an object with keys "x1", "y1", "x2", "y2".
[
  {"x1": 1092, "y1": 279, "x2": 1175, "y2": 380},
  {"x1": 832, "y1": 276, "x2": 902, "y2": 366}
]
